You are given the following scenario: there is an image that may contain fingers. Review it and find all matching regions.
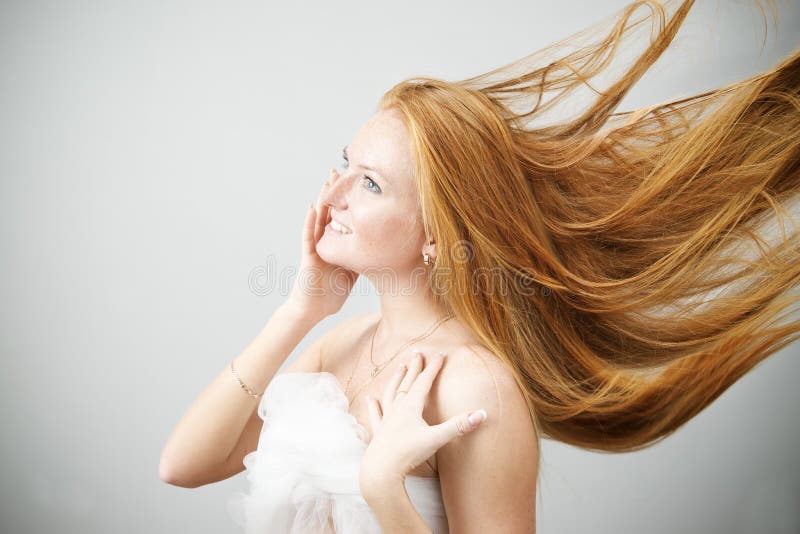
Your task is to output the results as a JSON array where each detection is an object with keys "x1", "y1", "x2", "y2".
[
  {"x1": 406, "y1": 351, "x2": 446, "y2": 406},
  {"x1": 314, "y1": 169, "x2": 335, "y2": 243},
  {"x1": 365, "y1": 395, "x2": 382, "y2": 437},
  {"x1": 302, "y1": 202, "x2": 316, "y2": 256},
  {"x1": 382, "y1": 361, "x2": 408, "y2": 408},
  {"x1": 313, "y1": 197, "x2": 326, "y2": 245},
  {"x1": 432, "y1": 409, "x2": 487, "y2": 446},
  {"x1": 396, "y1": 351, "x2": 425, "y2": 399}
]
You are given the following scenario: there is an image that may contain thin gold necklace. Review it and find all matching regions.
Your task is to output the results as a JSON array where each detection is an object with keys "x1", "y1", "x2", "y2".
[{"x1": 343, "y1": 312, "x2": 455, "y2": 406}]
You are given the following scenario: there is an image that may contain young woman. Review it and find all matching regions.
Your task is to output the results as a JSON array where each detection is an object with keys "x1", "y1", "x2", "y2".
[{"x1": 160, "y1": 0, "x2": 800, "y2": 532}]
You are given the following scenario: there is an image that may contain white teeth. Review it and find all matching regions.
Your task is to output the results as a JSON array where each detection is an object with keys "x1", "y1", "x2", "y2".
[{"x1": 331, "y1": 219, "x2": 352, "y2": 234}]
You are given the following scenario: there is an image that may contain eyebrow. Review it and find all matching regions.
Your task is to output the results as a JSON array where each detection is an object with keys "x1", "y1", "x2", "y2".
[{"x1": 343, "y1": 145, "x2": 388, "y2": 181}]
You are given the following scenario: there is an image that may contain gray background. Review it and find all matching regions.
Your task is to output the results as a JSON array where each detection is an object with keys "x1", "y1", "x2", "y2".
[{"x1": 2, "y1": 1, "x2": 798, "y2": 533}]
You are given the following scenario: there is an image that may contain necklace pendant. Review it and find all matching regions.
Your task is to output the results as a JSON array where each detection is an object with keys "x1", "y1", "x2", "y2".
[{"x1": 372, "y1": 366, "x2": 380, "y2": 377}]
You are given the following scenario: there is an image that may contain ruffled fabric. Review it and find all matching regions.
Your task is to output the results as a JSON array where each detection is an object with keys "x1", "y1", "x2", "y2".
[{"x1": 227, "y1": 371, "x2": 449, "y2": 533}]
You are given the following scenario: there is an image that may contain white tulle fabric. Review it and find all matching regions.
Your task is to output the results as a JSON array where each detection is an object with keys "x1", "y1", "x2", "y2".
[{"x1": 227, "y1": 371, "x2": 450, "y2": 533}]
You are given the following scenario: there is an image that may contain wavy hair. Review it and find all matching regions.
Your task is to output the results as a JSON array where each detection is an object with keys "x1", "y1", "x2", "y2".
[{"x1": 377, "y1": 0, "x2": 800, "y2": 461}]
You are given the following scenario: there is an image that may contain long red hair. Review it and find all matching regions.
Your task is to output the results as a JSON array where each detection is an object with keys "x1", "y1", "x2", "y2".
[{"x1": 378, "y1": 0, "x2": 799, "y2": 463}]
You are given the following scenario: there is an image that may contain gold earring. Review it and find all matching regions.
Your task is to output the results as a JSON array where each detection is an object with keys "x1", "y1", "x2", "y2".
[{"x1": 423, "y1": 253, "x2": 432, "y2": 266}]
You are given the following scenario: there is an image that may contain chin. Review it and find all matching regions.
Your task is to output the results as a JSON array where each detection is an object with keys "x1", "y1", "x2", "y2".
[{"x1": 316, "y1": 238, "x2": 355, "y2": 271}]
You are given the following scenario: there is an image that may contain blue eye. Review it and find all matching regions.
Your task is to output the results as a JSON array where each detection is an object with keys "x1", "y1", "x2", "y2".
[
  {"x1": 362, "y1": 176, "x2": 381, "y2": 193},
  {"x1": 341, "y1": 155, "x2": 381, "y2": 194}
]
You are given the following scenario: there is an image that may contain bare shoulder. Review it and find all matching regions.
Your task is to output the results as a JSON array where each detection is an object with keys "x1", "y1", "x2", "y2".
[
  {"x1": 319, "y1": 311, "x2": 379, "y2": 371},
  {"x1": 431, "y1": 343, "x2": 531, "y2": 428},
  {"x1": 429, "y1": 343, "x2": 539, "y2": 530},
  {"x1": 281, "y1": 311, "x2": 377, "y2": 375}
]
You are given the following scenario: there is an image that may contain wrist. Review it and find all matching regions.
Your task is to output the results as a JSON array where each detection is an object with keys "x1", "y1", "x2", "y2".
[
  {"x1": 277, "y1": 301, "x2": 325, "y2": 325},
  {"x1": 360, "y1": 470, "x2": 406, "y2": 503}
]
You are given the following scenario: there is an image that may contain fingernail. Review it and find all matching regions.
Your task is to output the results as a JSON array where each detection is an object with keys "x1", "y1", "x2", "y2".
[
  {"x1": 396, "y1": 364, "x2": 406, "y2": 374},
  {"x1": 468, "y1": 409, "x2": 487, "y2": 427}
]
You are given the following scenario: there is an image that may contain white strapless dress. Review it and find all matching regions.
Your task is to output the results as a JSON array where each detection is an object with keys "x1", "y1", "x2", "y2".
[{"x1": 227, "y1": 371, "x2": 450, "y2": 533}]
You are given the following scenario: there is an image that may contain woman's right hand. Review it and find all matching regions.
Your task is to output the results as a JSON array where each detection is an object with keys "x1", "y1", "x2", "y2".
[{"x1": 286, "y1": 168, "x2": 359, "y2": 321}]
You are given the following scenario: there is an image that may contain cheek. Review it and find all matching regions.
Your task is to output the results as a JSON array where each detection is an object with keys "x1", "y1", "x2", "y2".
[{"x1": 357, "y1": 212, "x2": 419, "y2": 251}]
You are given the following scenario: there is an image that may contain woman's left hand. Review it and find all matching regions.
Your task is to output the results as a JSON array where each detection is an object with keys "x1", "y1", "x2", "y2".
[{"x1": 358, "y1": 350, "x2": 489, "y2": 490}]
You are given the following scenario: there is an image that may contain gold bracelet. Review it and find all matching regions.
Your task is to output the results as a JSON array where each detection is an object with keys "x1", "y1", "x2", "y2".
[{"x1": 230, "y1": 360, "x2": 263, "y2": 399}]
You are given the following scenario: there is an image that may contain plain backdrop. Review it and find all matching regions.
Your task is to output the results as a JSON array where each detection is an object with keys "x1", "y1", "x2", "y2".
[{"x1": 1, "y1": 1, "x2": 799, "y2": 533}]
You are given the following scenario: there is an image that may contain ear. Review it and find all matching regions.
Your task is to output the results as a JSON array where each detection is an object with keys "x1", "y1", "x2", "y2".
[{"x1": 422, "y1": 239, "x2": 437, "y2": 260}]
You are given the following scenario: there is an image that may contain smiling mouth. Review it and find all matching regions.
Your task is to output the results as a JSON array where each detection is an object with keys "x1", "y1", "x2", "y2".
[
  {"x1": 325, "y1": 210, "x2": 353, "y2": 234},
  {"x1": 328, "y1": 219, "x2": 352, "y2": 234}
]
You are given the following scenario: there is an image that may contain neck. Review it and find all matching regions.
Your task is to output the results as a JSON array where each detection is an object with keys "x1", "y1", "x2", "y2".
[
  {"x1": 376, "y1": 290, "x2": 451, "y2": 340},
  {"x1": 362, "y1": 263, "x2": 450, "y2": 339},
  {"x1": 362, "y1": 265, "x2": 454, "y2": 350}
]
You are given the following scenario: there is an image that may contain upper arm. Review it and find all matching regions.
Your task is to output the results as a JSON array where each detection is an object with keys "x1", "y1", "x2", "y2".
[
  {"x1": 434, "y1": 348, "x2": 539, "y2": 532},
  {"x1": 220, "y1": 321, "x2": 331, "y2": 478},
  {"x1": 222, "y1": 312, "x2": 372, "y2": 479},
  {"x1": 280, "y1": 326, "x2": 327, "y2": 374}
]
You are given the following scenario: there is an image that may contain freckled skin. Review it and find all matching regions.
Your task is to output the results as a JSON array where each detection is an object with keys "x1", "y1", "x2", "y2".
[{"x1": 317, "y1": 109, "x2": 429, "y2": 276}]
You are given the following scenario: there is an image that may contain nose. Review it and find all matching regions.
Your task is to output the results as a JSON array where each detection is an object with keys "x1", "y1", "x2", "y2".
[{"x1": 322, "y1": 168, "x2": 350, "y2": 210}]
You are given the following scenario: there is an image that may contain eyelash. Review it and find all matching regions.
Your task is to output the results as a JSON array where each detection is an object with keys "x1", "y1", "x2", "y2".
[{"x1": 341, "y1": 156, "x2": 382, "y2": 194}]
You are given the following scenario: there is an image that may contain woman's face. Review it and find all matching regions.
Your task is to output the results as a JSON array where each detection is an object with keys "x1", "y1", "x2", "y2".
[{"x1": 317, "y1": 108, "x2": 427, "y2": 275}]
